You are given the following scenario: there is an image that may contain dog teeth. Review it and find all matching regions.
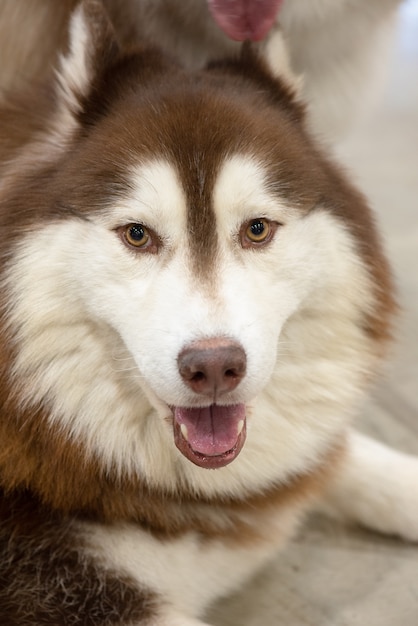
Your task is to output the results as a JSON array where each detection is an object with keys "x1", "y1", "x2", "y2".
[
  {"x1": 180, "y1": 423, "x2": 189, "y2": 441},
  {"x1": 237, "y1": 420, "x2": 244, "y2": 436}
]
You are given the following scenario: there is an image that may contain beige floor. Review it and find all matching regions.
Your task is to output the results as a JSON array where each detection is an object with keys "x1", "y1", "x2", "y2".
[{"x1": 208, "y1": 2, "x2": 418, "y2": 624}]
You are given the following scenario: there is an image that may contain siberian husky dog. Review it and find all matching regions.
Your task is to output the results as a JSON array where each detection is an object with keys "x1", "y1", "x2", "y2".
[
  {"x1": 0, "y1": 1, "x2": 417, "y2": 624},
  {"x1": 0, "y1": 0, "x2": 402, "y2": 140}
]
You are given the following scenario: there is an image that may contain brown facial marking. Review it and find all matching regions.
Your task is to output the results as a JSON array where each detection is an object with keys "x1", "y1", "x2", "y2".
[{"x1": 150, "y1": 92, "x2": 227, "y2": 283}]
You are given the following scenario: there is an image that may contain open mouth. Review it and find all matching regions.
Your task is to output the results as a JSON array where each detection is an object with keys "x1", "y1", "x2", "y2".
[{"x1": 173, "y1": 404, "x2": 247, "y2": 469}]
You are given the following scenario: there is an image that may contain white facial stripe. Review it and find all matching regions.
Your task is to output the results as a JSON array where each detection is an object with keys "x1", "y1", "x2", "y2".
[
  {"x1": 212, "y1": 154, "x2": 294, "y2": 237},
  {"x1": 98, "y1": 160, "x2": 188, "y2": 243}
]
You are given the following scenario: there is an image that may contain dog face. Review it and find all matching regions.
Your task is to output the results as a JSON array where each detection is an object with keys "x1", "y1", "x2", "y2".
[{"x1": 0, "y1": 1, "x2": 394, "y2": 497}]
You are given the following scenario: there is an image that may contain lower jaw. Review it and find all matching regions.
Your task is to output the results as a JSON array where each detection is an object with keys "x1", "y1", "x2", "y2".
[
  {"x1": 174, "y1": 422, "x2": 247, "y2": 470},
  {"x1": 185, "y1": 443, "x2": 242, "y2": 470}
]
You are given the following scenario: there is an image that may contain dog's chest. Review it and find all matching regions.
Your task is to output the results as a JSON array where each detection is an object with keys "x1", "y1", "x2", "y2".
[{"x1": 81, "y1": 509, "x2": 299, "y2": 616}]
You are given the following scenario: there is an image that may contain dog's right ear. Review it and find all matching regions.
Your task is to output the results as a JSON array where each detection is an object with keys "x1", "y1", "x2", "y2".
[{"x1": 54, "y1": 0, "x2": 120, "y2": 138}]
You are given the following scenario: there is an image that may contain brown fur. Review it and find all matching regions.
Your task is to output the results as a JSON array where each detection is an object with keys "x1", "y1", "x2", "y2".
[
  {"x1": 0, "y1": 393, "x2": 344, "y2": 542},
  {"x1": 0, "y1": 10, "x2": 394, "y2": 527},
  {"x1": 0, "y1": 1, "x2": 396, "y2": 622},
  {"x1": 0, "y1": 35, "x2": 395, "y2": 325},
  {"x1": 0, "y1": 491, "x2": 157, "y2": 625}
]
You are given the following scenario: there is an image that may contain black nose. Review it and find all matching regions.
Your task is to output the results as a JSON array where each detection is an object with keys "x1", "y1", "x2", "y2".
[{"x1": 178, "y1": 338, "x2": 247, "y2": 398}]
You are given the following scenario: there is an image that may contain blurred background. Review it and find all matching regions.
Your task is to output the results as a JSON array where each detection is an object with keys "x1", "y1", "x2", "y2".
[{"x1": 209, "y1": 1, "x2": 418, "y2": 624}]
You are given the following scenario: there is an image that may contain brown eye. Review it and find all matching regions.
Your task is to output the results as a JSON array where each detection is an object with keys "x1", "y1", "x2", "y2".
[
  {"x1": 120, "y1": 223, "x2": 159, "y2": 253},
  {"x1": 241, "y1": 218, "x2": 276, "y2": 248},
  {"x1": 125, "y1": 224, "x2": 149, "y2": 247}
]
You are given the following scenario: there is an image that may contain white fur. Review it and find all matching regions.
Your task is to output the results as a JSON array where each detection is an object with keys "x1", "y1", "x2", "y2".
[
  {"x1": 57, "y1": 5, "x2": 91, "y2": 115},
  {"x1": 0, "y1": 2, "x2": 416, "y2": 623},
  {"x1": 81, "y1": 505, "x2": 298, "y2": 621},
  {"x1": 52, "y1": 3, "x2": 96, "y2": 142},
  {"x1": 260, "y1": 27, "x2": 303, "y2": 98},
  {"x1": 5, "y1": 155, "x2": 379, "y2": 501},
  {"x1": 321, "y1": 431, "x2": 418, "y2": 541},
  {"x1": 80, "y1": 433, "x2": 418, "y2": 622}
]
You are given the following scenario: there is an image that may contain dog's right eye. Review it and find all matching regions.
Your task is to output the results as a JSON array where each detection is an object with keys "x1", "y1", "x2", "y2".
[
  {"x1": 240, "y1": 218, "x2": 278, "y2": 249},
  {"x1": 118, "y1": 223, "x2": 159, "y2": 254}
]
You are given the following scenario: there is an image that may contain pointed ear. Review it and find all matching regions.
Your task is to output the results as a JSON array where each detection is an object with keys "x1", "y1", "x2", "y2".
[
  {"x1": 207, "y1": 28, "x2": 303, "y2": 122},
  {"x1": 258, "y1": 26, "x2": 303, "y2": 100},
  {"x1": 55, "y1": 0, "x2": 119, "y2": 133},
  {"x1": 229, "y1": 35, "x2": 305, "y2": 123}
]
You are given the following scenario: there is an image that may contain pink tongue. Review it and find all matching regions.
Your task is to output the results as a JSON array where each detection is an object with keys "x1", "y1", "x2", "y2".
[
  {"x1": 174, "y1": 404, "x2": 245, "y2": 456},
  {"x1": 207, "y1": 0, "x2": 284, "y2": 41}
]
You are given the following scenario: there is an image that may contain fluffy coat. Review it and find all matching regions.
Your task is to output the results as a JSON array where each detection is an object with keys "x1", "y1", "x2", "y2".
[{"x1": 0, "y1": 1, "x2": 417, "y2": 625}]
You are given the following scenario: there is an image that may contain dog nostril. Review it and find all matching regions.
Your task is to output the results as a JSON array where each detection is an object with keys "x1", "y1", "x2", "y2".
[
  {"x1": 224, "y1": 368, "x2": 240, "y2": 380},
  {"x1": 191, "y1": 371, "x2": 206, "y2": 383},
  {"x1": 178, "y1": 338, "x2": 247, "y2": 397}
]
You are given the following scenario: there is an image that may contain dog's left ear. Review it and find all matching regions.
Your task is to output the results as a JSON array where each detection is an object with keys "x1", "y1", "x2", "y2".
[
  {"x1": 55, "y1": 0, "x2": 119, "y2": 136},
  {"x1": 208, "y1": 28, "x2": 303, "y2": 121},
  {"x1": 258, "y1": 27, "x2": 303, "y2": 99}
]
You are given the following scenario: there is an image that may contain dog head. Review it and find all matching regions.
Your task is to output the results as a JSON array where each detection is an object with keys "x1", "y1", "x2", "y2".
[{"x1": 0, "y1": 1, "x2": 394, "y2": 501}]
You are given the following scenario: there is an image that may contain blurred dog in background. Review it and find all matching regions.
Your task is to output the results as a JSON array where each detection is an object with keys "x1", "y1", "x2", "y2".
[{"x1": 0, "y1": 0, "x2": 402, "y2": 140}]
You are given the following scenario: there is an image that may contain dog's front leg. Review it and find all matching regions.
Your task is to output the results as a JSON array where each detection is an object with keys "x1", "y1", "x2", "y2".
[{"x1": 319, "y1": 429, "x2": 418, "y2": 541}]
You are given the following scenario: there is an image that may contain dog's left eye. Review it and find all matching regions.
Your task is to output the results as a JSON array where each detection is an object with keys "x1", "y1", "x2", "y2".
[
  {"x1": 119, "y1": 223, "x2": 159, "y2": 253},
  {"x1": 241, "y1": 218, "x2": 277, "y2": 248}
]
